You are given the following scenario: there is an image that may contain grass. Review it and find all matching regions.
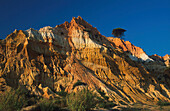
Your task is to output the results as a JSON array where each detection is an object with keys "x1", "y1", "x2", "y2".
[
  {"x1": 38, "y1": 89, "x2": 68, "y2": 111},
  {"x1": 56, "y1": 90, "x2": 68, "y2": 97},
  {"x1": 157, "y1": 100, "x2": 170, "y2": 106},
  {"x1": 0, "y1": 86, "x2": 29, "y2": 111},
  {"x1": 66, "y1": 88, "x2": 96, "y2": 111},
  {"x1": 96, "y1": 96, "x2": 116, "y2": 109},
  {"x1": 39, "y1": 98, "x2": 59, "y2": 111},
  {"x1": 0, "y1": 85, "x2": 118, "y2": 111}
]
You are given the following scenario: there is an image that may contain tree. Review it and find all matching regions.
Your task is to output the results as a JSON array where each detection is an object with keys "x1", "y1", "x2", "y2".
[{"x1": 112, "y1": 28, "x2": 126, "y2": 39}]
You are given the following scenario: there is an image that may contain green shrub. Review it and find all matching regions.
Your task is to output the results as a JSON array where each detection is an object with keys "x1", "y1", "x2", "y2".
[
  {"x1": 73, "y1": 80, "x2": 87, "y2": 89},
  {"x1": 97, "y1": 101, "x2": 116, "y2": 109},
  {"x1": 39, "y1": 98, "x2": 59, "y2": 111},
  {"x1": 157, "y1": 100, "x2": 170, "y2": 106},
  {"x1": 56, "y1": 90, "x2": 68, "y2": 97},
  {"x1": 0, "y1": 86, "x2": 28, "y2": 111},
  {"x1": 66, "y1": 88, "x2": 96, "y2": 111},
  {"x1": 96, "y1": 89, "x2": 117, "y2": 109},
  {"x1": 55, "y1": 97, "x2": 67, "y2": 108},
  {"x1": 96, "y1": 96, "x2": 116, "y2": 109}
]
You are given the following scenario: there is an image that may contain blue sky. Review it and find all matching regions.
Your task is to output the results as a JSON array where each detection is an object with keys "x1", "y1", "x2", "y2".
[{"x1": 0, "y1": 0, "x2": 169, "y2": 56}]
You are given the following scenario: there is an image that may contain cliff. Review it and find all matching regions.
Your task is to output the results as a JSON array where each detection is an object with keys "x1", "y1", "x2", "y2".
[{"x1": 0, "y1": 16, "x2": 170, "y2": 105}]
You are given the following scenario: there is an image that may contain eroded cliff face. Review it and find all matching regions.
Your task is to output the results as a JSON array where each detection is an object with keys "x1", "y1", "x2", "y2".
[
  {"x1": 163, "y1": 54, "x2": 170, "y2": 67},
  {"x1": 0, "y1": 16, "x2": 170, "y2": 105},
  {"x1": 107, "y1": 37, "x2": 153, "y2": 62}
]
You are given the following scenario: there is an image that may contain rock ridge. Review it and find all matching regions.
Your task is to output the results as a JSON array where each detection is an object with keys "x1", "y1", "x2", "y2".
[{"x1": 0, "y1": 16, "x2": 170, "y2": 105}]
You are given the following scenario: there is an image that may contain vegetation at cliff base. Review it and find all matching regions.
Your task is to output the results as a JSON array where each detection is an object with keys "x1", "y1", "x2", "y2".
[
  {"x1": 66, "y1": 88, "x2": 96, "y2": 111},
  {"x1": 0, "y1": 86, "x2": 118, "y2": 111},
  {"x1": 0, "y1": 87, "x2": 29, "y2": 111},
  {"x1": 157, "y1": 100, "x2": 170, "y2": 106}
]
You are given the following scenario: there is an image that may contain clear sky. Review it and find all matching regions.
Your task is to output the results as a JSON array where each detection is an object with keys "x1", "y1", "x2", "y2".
[{"x1": 0, "y1": 0, "x2": 169, "y2": 56}]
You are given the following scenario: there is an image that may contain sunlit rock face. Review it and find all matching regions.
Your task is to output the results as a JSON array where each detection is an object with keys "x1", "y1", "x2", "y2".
[
  {"x1": 163, "y1": 54, "x2": 170, "y2": 67},
  {"x1": 0, "y1": 16, "x2": 170, "y2": 105},
  {"x1": 107, "y1": 37, "x2": 153, "y2": 62}
]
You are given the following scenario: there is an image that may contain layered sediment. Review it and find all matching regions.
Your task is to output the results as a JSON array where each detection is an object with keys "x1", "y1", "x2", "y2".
[{"x1": 0, "y1": 16, "x2": 170, "y2": 105}]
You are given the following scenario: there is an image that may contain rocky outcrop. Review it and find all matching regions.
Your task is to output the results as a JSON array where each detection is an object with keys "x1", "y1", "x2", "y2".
[
  {"x1": 150, "y1": 54, "x2": 163, "y2": 61},
  {"x1": 0, "y1": 16, "x2": 170, "y2": 105},
  {"x1": 107, "y1": 38, "x2": 169, "y2": 75},
  {"x1": 107, "y1": 37, "x2": 153, "y2": 62},
  {"x1": 163, "y1": 54, "x2": 170, "y2": 67}
]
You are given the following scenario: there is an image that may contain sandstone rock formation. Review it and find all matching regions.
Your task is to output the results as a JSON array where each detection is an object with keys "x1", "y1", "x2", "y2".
[
  {"x1": 0, "y1": 16, "x2": 170, "y2": 105},
  {"x1": 107, "y1": 37, "x2": 153, "y2": 62},
  {"x1": 163, "y1": 54, "x2": 170, "y2": 67}
]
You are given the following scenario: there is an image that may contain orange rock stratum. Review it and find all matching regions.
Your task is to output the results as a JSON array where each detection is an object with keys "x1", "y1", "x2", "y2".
[{"x1": 0, "y1": 16, "x2": 170, "y2": 105}]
